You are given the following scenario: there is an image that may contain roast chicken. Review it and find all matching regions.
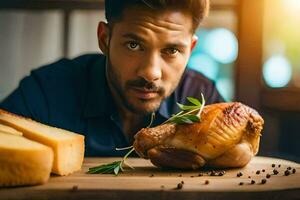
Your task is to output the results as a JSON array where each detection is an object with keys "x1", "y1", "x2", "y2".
[{"x1": 133, "y1": 102, "x2": 264, "y2": 169}]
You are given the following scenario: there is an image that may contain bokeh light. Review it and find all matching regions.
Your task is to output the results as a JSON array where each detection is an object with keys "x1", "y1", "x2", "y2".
[
  {"x1": 188, "y1": 54, "x2": 219, "y2": 81},
  {"x1": 263, "y1": 55, "x2": 292, "y2": 88},
  {"x1": 203, "y1": 28, "x2": 238, "y2": 64},
  {"x1": 216, "y1": 78, "x2": 233, "y2": 101}
]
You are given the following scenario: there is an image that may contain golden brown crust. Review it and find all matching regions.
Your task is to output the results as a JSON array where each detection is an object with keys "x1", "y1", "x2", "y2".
[{"x1": 133, "y1": 102, "x2": 264, "y2": 169}]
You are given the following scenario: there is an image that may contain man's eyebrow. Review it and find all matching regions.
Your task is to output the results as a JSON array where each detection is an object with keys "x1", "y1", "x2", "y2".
[
  {"x1": 122, "y1": 33, "x2": 146, "y2": 42},
  {"x1": 122, "y1": 33, "x2": 189, "y2": 48},
  {"x1": 165, "y1": 42, "x2": 188, "y2": 48}
]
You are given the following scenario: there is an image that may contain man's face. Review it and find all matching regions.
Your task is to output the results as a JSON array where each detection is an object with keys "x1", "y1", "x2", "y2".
[{"x1": 103, "y1": 7, "x2": 197, "y2": 115}]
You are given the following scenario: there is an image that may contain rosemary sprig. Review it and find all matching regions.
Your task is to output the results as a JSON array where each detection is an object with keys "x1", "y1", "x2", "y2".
[
  {"x1": 162, "y1": 93, "x2": 205, "y2": 125},
  {"x1": 87, "y1": 147, "x2": 135, "y2": 175},
  {"x1": 87, "y1": 93, "x2": 206, "y2": 175}
]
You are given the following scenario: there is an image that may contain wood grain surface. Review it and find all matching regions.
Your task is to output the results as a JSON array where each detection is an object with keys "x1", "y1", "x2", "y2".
[{"x1": 1, "y1": 156, "x2": 299, "y2": 200}]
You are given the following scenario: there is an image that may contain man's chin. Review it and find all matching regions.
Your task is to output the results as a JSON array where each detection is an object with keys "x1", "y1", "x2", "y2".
[{"x1": 127, "y1": 99, "x2": 162, "y2": 115}]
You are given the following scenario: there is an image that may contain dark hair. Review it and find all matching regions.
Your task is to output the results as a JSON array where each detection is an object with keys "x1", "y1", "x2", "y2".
[{"x1": 105, "y1": 0, "x2": 210, "y2": 32}]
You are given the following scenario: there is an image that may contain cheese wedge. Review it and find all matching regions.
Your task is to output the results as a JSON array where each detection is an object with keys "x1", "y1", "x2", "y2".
[
  {"x1": 0, "y1": 132, "x2": 53, "y2": 187},
  {"x1": 0, "y1": 109, "x2": 85, "y2": 176},
  {"x1": 0, "y1": 123, "x2": 23, "y2": 136}
]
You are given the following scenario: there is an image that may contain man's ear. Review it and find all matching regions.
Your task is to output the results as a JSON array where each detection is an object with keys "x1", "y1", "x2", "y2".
[
  {"x1": 190, "y1": 34, "x2": 198, "y2": 52},
  {"x1": 97, "y1": 21, "x2": 110, "y2": 55}
]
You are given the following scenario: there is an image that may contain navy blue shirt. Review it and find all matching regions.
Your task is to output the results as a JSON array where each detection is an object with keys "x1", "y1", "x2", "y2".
[{"x1": 0, "y1": 54, "x2": 224, "y2": 157}]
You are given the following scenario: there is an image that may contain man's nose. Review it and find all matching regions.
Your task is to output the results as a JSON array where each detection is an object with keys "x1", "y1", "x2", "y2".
[{"x1": 136, "y1": 52, "x2": 162, "y2": 82}]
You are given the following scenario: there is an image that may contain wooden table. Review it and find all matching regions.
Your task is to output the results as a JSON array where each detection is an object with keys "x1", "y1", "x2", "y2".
[{"x1": 1, "y1": 156, "x2": 300, "y2": 200}]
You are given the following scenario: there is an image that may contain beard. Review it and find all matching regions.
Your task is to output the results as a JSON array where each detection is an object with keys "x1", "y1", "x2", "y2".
[{"x1": 105, "y1": 56, "x2": 167, "y2": 115}]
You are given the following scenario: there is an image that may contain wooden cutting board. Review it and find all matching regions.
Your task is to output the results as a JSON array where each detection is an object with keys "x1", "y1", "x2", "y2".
[{"x1": 1, "y1": 156, "x2": 300, "y2": 200}]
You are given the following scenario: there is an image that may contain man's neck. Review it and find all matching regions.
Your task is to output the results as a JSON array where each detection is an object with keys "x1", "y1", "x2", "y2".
[
  {"x1": 106, "y1": 74, "x2": 147, "y2": 143},
  {"x1": 118, "y1": 107, "x2": 147, "y2": 143}
]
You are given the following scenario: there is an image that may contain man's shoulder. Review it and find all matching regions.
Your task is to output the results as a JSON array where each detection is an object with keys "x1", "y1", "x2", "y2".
[
  {"x1": 175, "y1": 68, "x2": 224, "y2": 104},
  {"x1": 182, "y1": 68, "x2": 214, "y2": 85},
  {"x1": 32, "y1": 54, "x2": 104, "y2": 80},
  {"x1": 178, "y1": 68, "x2": 216, "y2": 93}
]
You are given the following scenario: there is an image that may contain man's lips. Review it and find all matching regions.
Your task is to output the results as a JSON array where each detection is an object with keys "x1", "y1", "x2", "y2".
[{"x1": 130, "y1": 87, "x2": 159, "y2": 100}]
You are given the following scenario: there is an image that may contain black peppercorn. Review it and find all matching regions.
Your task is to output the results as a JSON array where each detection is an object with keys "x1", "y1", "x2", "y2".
[
  {"x1": 256, "y1": 170, "x2": 260, "y2": 175},
  {"x1": 292, "y1": 168, "x2": 296, "y2": 174},
  {"x1": 266, "y1": 174, "x2": 271, "y2": 179},
  {"x1": 237, "y1": 172, "x2": 243, "y2": 177},
  {"x1": 261, "y1": 179, "x2": 267, "y2": 184},
  {"x1": 251, "y1": 180, "x2": 255, "y2": 184},
  {"x1": 176, "y1": 183, "x2": 183, "y2": 189},
  {"x1": 284, "y1": 170, "x2": 290, "y2": 176},
  {"x1": 271, "y1": 164, "x2": 275, "y2": 168},
  {"x1": 71, "y1": 185, "x2": 78, "y2": 192},
  {"x1": 239, "y1": 182, "x2": 244, "y2": 185},
  {"x1": 273, "y1": 169, "x2": 279, "y2": 175},
  {"x1": 205, "y1": 180, "x2": 209, "y2": 185}
]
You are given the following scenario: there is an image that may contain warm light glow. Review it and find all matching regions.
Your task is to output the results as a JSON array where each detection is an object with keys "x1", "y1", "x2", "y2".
[{"x1": 284, "y1": 0, "x2": 300, "y2": 13}]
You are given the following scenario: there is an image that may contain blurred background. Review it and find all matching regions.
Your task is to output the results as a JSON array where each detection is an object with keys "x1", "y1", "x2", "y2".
[{"x1": 0, "y1": 0, "x2": 299, "y2": 161}]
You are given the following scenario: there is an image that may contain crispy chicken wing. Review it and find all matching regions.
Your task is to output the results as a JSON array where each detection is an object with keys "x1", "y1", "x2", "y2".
[{"x1": 133, "y1": 102, "x2": 264, "y2": 169}]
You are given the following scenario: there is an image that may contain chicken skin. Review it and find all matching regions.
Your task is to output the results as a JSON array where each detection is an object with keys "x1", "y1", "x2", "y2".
[{"x1": 133, "y1": 102, "x2": 264, "y2": 169}]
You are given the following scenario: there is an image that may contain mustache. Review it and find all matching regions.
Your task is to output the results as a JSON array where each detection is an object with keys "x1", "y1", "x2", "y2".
[{"x1": 126, "y1": 78, "x2": 164, "y2": 93}]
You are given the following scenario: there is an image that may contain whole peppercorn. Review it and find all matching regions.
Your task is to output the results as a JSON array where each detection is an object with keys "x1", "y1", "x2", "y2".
[
  {"x1": 284, "y1": 170, "x2": 290, "y2": 176},
  {"x1": 205, "y1": 180, "x2": 209, "y2": 185},
  {"x1": 237, "y1": 172, "x2": 243, "y2": 177},
  {"x1": 262, "y1": 169, "x2": 265, "y2": 172},
  {"x1": 251, "y1": 180, "x2": 255, "y2": 184},
  {"x1": 292, "y1": 168, "x2": 296, "y2": 174},
  {"x1": 266, "y1": 174, "x2": 271, "y2": 179},
  {"x1": 278, "y1": 164, "x2": 281, "y2": 168},
  {"x1": 72, "y1": 185, "x2": 78, "y2": 192},
  {"x1": 287, "y1": 167, "x2": 292, "y2": 170},
  {"x1": 239, "y1": 182, "x2": 244, "y2": 185},
  {"x1": 273, "y1": 169, "x2": 279, "y2": 175},
  {"x1": 256, "y1": 170, "x2": 260, "y2": 175},
  {"x1": 261, "y1": 179, "x2": 267, "y2": 184},
  {"x1": 271, "y1": 164, "x2": 276, "y2": 168},
  {"x1": 176, "y1": 183, "x2": 183, "y2": 189}
]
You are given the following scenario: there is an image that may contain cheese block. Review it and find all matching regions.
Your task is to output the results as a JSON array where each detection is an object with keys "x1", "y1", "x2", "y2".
[
  {"x1": 0, "y1": 109, "x2": 85, "y2": 176},
  {"x1": 0, "y1": 123, "x2": 23, "y2": 136},
  {"x1": 0, "y1": 132, "x2": 53, "y2": 187}
]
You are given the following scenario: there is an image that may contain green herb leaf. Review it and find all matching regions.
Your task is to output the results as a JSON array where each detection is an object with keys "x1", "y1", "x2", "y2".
[
  {"x1": 163, "y1": 93, "x2": 205, "y2": 125},
  {"x1": 176, "y1": 103, "x2": 199, "y2": 111},
  {"x1": 187, "y1": 97, "x2": 201, "y2": 106},
  {"x1": 87, "y1": 147, "x2": 135, "y2": 175}
]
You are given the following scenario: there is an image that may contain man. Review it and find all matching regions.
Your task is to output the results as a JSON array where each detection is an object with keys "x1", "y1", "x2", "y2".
[{"x1": 0, "y1": 0, "x2": 223, "y2": 156}]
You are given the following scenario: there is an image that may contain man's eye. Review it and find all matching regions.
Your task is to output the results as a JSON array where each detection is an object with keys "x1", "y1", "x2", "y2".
[
  {"x1": 126, "y1": 42, "x2": 140, "y2": 51},
  {"x1": 164, "y1": 48, "x2": 179, "y2": 55}
]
